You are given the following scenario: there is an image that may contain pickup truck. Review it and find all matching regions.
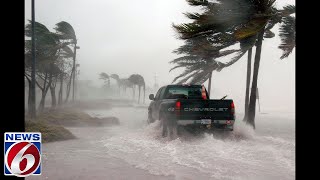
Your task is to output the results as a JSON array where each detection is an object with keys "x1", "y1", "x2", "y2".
[{"x1": 148, "y1": 84, "x2": 235, "y2": 138}]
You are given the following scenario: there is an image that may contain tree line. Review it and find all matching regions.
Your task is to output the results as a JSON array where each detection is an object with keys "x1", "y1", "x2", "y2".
[
  {"x1": 99, "y1": 73, "x2": 146, "y2": 104},
  {"x1": 25, "y1": 20, "x2": 79, "y2": 115}
]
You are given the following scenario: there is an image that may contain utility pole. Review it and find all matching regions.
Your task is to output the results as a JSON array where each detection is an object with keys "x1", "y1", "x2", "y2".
[{"x1": 30, "y1": 0, "x2": 36, "y2": 118}]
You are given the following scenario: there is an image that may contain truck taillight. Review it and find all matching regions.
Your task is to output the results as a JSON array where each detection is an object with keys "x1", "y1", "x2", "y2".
[
  {"x1": 201, "y1": 86, "x2": 207, "y2": 100},
  {"x1": 175, "y1": 101, "x2": 181, "y2": 115},
  {"x1": 175, "y1": 101, "x2": 181, "y2": 110},
  {"x1": 231, "y1": 102, "x2": 235, "y2": 114}
]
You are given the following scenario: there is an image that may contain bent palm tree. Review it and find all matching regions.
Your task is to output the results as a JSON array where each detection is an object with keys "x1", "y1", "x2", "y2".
[
  {"x1": 172, "y1": 0, "x2": 295, "y2": 128},
  {"x1": 128, "y1": 74, "x2": 146, "y2": 103},
  {"x1": 55, "y1": 21, "x2": 78, "y2": 102},
  {"x1": 111, "y1": 74, "x2": 121, "y2": 94},
  {"x1": 171, "y1": 36, "x2": 241, "y2": 97},
  {"x1": 25, "y1": 21, "x2": 60, "y2": 112},
  {"x1": 99, "y1": 72, "x2": 110, "y2": 88}
]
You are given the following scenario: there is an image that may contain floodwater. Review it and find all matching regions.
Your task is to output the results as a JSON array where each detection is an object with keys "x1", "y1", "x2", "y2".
[{"x1": 28, "y1": 104, "x2": 295, "y2": 180}]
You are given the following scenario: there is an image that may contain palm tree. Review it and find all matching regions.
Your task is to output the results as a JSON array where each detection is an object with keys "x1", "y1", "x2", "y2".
[
  {"x1": 99, "y1": 72, "x2": 110, "y2": 88},
  {"x1": 171, "y1": 37, "x2": 240, "y2": 97},
  {"x1": 25, "y1": 21, "x2": 61, "y2": 112},
  {"x1": 172, "y1": 0, "x2": 295, "y2": 128},
  {"x1": 235, "y1": 4, "x2": 296, "y2": 127},
  {"x1": 124, "y1": 79, "x2": 133, "y2": 95},
  {"x1": 49, "y1": 64, "x2": 62, "y2": 108},
  {"x1": 136, "y1": 75, "x2": 146, "y2": 104},
  {"x1": 54, "y1": 21, "x2": 78, "y2": 102},
  {"x1": 128, "y1": 74, "x2": 146, "y2": 103},
  {"x1": 56, "y1": 45, "x2": 74, "y2": 105},
  {"x1": 128, "y1": 74, "x2": 139, "y2": 102},
  {"x1": 110, "y1": 74, "x2": 121, "y2": 94},
  {"x1": 172, "y1": 0, "x2": 259, "y2": 99}
]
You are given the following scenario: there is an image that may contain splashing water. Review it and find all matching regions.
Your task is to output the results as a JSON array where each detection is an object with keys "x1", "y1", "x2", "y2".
[{"x1": 86, "y1": 107, "x2": 295, "y2": 180}]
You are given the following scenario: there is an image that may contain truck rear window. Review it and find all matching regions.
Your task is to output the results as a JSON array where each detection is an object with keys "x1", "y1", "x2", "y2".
[{"x1": 165, "y1": 86, "x2": 204, "y2": 99}]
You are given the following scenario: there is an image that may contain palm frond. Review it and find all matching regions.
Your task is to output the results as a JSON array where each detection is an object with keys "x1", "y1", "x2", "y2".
[
  {"x1": 170, "y1": 55, "x2": 201, "y2": 64},
  {"x1": 111, "y1": 74, "x2": 120, "y2": 80},
  {"x1": 189, "y1": 68, "x2": 212, "y2": 84},
  {"x1": 219, "y1": 50, "x2": 246, "y2": 68},
  {"x1": 25, "y1": 21, "x2": 51, "y2": 37},
  {"x1": 281, "y1": 5, "x2": 295, "y2": 16},
  {"x1": 60, "y1": 45, "x2": 74, "y2": 58},
  {"x1": 186, "y1": 0, "x2": 209, "y2": 6},
  {"x1": 234, "y1": 17, "x2": 269, "y2": 40},
  {"x1": 175, "y1": 70, "x2": 201, "y2": 84},
  {"x1": 172, "y1": 63, "x2": 205, "y2": 83},
  {"x1": 264, "y1": 13, "x2": 282, "y2": 38},
  {"x1": 278, "y1": 15, "x2": 295, "y2": 59},
  {"x1": 183, "y1": 12, "x2": 201, "y2": 20},
  {"x1": 264, "y1": 29, "x2": 275, "y2": 38},
  {"x1": 54, "y1": 21, "x2": 76, "y2": 41},
  {"x1": 99, "y1": 73, "x2": 109, "y2": 80}
]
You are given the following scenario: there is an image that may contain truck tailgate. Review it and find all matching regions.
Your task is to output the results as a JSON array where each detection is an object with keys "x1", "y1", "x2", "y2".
[{"x1": 178, "y1": 99, "x2": 234, "y2": 120}]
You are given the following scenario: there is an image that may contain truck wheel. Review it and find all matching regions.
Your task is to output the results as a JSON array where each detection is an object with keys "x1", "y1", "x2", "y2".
[
  {"x1": 177, "y1": 125, "x2": 184, "y2": 136},
  {"x1": 147, "y1": 117, "x2": 155, "y2": 124},
  {"x1": 161, "y1": 116, "x2": 168, "y2": 137},
  {"x1": 147, "y1": 111, "x2": 155, "y2": 124},
  {"x1": 161, "y1": 116, "x2": 177, "y2": 139},
  {"x1": 228, "y1": 125, "x2": 234, "y2": 131}
]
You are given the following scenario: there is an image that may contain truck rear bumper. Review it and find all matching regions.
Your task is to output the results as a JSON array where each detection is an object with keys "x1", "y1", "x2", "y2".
[{"x1": 176, "y1": 119, "x2": 234, "y2": 126}]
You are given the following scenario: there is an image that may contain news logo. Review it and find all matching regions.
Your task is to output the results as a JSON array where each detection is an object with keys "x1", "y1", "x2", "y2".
[{"x1": 4, "y1": 132, "x2": 41, "y2": 177}]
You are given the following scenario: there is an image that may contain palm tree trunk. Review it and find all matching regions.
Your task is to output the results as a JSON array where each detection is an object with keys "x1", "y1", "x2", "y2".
[
  {"x1": 58, "y1": 74, "x2": 63, "y2": 105},
  {"x1": 38, "y1": 93, "x2": 46, "y2": 112},
  {"x1": 243, "y1": 48, "x2": 252, "y2": 122},
  {"x1": 50, "y1": 86, "x2": 56, "y2": 108},
  {"x1": 72, "y1": 43, "x2": 77, "y2": 102},
  {"x1": 65, "y1": 69, "x2": 74, "y2": 103},
  {"x1": 138, "y1": 86, "x2": 141, "y2": 104},
  {"x1": 38, "y1": 73, "x2": 48, "y2": 112},
  {"x1": 132, "y1": 85, "x2": 135, "y2": 100},
  {"x1": 26, "y1": 77, "x2": 32, "y2": 115},
  {"x1": 38, "y1": 72, "x2": 52, "y2": 112},
  {"x1": 207, "y1": 72, "x2": 212, "y2": 98},
  {"x1": 247, "y1": 30, "x2": 264, "y2": 129}
]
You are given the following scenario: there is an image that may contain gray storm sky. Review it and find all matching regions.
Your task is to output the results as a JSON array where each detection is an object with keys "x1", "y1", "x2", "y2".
[{"x1": 25, "y1": 0, "x2": 295, "y2": 113}]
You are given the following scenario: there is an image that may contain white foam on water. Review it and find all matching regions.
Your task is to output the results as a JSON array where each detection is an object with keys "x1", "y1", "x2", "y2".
[{"x1": 87, "y1": 108, "x2": 295, "y2": 180}]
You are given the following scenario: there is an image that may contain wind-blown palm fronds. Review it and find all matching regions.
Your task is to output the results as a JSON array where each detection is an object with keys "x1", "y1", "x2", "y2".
[
  {"x1": 278, "y1": 14, "x2": 295, "y2": 59},
  {"x1": 54, "y1": 21, "x2": 76, "y2": 41}
]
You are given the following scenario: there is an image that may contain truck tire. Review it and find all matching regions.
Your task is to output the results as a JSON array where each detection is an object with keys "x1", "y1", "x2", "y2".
[
  {"x1": 147, "y1": 111, "x2": 155, "y2": 124},
  {"x1": 161, "y1": 115, "x2": 177, "y2": 139},
  {"x1": 161, "y1": 116, "x2": 168, "y2": 137},
  {"x1": 177, "y1": 125, "x2": 183, "y2": 136}
]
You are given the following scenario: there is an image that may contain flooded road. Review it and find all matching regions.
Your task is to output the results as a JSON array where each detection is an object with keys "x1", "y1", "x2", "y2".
[{"x1": 28, "y1": 105, "x2": 295, "y2": 180}]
